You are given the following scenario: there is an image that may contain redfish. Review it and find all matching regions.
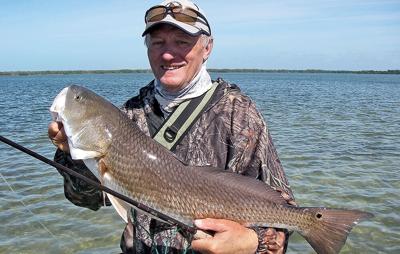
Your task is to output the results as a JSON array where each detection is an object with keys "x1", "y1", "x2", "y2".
[{"x1": 50, "y1": 85, "x2": 373, "y2": 254}]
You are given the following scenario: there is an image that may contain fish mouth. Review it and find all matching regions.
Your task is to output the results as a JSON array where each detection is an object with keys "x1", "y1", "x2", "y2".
[
  {"x1": 50, "y1": 86, "x2": 68, "y2": 122},
  {"x1": 49, "y1": 86, "x2": 104, "y2": 160},
  {"x1": 49, "y1": 87, "x2": 74, "y2": 151}
]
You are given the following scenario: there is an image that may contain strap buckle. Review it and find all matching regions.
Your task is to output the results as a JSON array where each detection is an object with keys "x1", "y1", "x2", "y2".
[{"x1": 164, "y1": 126, "x2": 178, "y2": 143}]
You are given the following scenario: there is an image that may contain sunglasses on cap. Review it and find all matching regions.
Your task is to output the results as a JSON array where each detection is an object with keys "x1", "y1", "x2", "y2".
[{"x1": 144, "y1": 2, "x2": 211, "y2": 35}]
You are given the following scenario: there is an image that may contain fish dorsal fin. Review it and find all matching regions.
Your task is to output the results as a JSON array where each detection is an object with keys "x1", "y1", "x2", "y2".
[{"x1": 192, "y1": 166, "x2": 287, "y2": 205}]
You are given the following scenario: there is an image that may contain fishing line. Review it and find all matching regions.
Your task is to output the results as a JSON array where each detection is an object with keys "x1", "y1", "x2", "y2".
[
  {"x1": 0, "y1": 135, "x2": 197, "y2": 234},
  {"x1": 0, "y1": 172, "x2": 57, "y2": 239}
]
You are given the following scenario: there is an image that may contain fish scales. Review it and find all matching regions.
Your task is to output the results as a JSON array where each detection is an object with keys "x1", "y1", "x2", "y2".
[
  {"x1": 50, "y1": 85, "x2": 373, "y2": 254},
  {"x1": 103, "y1": 117, "x2": 293, "y2": 226}
]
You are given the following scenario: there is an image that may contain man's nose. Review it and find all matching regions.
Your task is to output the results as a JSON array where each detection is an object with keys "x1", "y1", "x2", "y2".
[
  {"x1": 160, "y1": 43, "x2": 177, "y2": 61},
  {"x1": 161, "y1": 50, "x2": 175, "y2": 61}
]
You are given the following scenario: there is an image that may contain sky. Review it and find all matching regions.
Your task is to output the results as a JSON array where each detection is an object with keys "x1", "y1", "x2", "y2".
[{"x1": 0, "y1": 0, "x2": 399, "y2": 71}]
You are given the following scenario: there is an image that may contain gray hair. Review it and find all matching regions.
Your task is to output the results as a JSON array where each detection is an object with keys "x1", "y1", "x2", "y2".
[{"x1": 144, "y1": 34, "x2": 213, "y2": 49}]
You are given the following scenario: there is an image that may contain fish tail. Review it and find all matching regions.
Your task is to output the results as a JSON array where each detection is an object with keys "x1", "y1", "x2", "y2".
[{"x1": 300, "y1": 208, "x2": 373, "y2": 254}]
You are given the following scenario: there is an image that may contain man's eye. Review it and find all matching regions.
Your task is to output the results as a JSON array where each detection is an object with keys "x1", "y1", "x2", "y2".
[
  {"x1": 177, "y1": 40, "x2": 189, "y2": 46},
  {"x1": 150, "y1": 40, "x2": 164, "y2": 47}
]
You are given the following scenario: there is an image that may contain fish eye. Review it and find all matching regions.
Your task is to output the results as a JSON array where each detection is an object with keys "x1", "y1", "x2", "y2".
[
  {"x1": 316, "y1": 213, "x2": 323, "y2": 219},
  {"x1": 74, "y1": 94, "x2": 82, "y2": 101}
]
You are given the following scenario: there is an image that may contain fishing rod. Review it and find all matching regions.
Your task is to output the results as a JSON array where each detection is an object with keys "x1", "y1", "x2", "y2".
[{"x1": 0, "y1": 134, "x2": 197, "y2": 234}]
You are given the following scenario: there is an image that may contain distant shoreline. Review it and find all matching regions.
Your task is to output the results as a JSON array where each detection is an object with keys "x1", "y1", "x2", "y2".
[{"x1": 0, "y1": 69, "x2": 399, "y2": 76}]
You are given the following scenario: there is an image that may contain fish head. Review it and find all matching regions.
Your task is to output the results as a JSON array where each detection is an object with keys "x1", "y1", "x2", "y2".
[{"x1": 50, "y1": 85, "x2": 115, "y2": 160}]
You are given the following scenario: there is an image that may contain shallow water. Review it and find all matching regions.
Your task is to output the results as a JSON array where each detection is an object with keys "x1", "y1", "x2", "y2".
[{"x1": 0, "y1": 73, "x2": 399, "y2": 253}]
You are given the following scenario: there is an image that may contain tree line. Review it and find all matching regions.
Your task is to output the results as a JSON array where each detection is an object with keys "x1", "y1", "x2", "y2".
[{"x1": 1, "y1": 69, "x2": 399, "y2": 76}]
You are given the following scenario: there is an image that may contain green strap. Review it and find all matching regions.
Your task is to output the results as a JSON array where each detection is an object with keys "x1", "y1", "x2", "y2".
[{"x1": 153, "y1": 83, "x2": 218, "y2": 151}]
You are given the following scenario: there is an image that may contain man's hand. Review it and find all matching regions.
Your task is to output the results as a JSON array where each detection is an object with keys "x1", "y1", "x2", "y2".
[
  {"x1": 263, "y1": 228, "x2": 286, "y2": 254},
  {"x1": 48, "y1": 121, "x2": 69, "y2": 153},
  {"x1": 191, "y1": 218, "x2": 258, "y2": 254},
  {"x1": 192, "y1": 218, "x2": 287, "y2": 254}
]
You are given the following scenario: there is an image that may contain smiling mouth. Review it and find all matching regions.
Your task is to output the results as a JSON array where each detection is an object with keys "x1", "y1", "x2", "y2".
[{"x1": 162, "y1": 65, "x2": 184, "y2": 71}]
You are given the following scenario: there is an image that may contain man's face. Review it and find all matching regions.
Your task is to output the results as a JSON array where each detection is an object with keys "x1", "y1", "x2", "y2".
[{"x1": 147, "y1": 25, "x2": 212, "y2": 92}]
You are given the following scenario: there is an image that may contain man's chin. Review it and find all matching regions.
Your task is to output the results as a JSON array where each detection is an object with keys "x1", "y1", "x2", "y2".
[{"x1": 158, "y1": 77, "x2": 184, "y2": 90}]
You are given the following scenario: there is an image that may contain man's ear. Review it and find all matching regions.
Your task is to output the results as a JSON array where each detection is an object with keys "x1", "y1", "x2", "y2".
[{"x1": 203, "y1": 37, "x2": 214, "y2": 62}]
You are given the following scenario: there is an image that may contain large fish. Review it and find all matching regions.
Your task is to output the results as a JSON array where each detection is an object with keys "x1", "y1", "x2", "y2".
[{"x1": 50, "y1": 85, "x2": 373, "y2": 254}]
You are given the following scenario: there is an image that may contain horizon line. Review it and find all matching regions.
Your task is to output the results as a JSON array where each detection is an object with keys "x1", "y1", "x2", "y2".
[{"x1": 1, "y1": 68, "x2": 399, "y2": 76}]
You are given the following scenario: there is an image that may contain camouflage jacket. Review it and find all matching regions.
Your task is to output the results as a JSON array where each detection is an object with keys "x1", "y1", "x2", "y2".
[{"x1": 55, "y1": 78, "x2": 295, "y2": 253}]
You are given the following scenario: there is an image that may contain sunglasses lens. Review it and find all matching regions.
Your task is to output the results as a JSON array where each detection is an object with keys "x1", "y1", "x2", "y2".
[
  {"x1": 146, "y1": 7, "x2": 166, "y2": 22},
  {"x1": 173, "y1": 13, "x2": 197, "y2": 24},
  {"x1": 144, "y1": 5, "x2": 210, "y2": 34}
]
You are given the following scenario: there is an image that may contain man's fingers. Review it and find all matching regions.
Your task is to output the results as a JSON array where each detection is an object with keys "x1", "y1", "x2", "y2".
[
  {"x1": 48, "y1": 121, "x2": 64, "y2": 139},
  {"x1": 266, "y1": 229, "x2": 285, "y2": 253},
  {"x1": 48, "y1": 121, "x2": 69, "y2": 152},
  {"x1": 194, "y1": 218, "x2": 232, "y2": 232},
  {"x1": 191, "y1": 236, "x2": 216, "y2": 254},
  {"x1": 274, "y1": 187, "x2": 297, "y2": 206},
  {"x1": 48, "y1": 121, "x2": 58, "y2": 139},
  {"x1": 193, "y1": 229, "x2": 214, "y2": 240},
  {"x1": 192, "y1": 219, "x2": 259, "y2": 254}
]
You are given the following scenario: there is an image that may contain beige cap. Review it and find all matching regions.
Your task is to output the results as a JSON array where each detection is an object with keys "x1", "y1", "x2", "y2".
[{"x1": 142, "y1": 0, "x2": 211, "y2": 36}]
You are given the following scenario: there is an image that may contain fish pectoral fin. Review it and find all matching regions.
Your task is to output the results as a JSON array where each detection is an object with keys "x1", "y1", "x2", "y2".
[
  {"x1": 82, "y1": 158, "x2": 101, "y2": 180},
  {"x1": 83, "y1": 158, "x2": 130, "y2": 221},
  {"x1": 106, "y1": 193, "x2": 131, "y2": 223},
  {"x1": 98, "y1": 159, "x2": 108, "y2": 178}
]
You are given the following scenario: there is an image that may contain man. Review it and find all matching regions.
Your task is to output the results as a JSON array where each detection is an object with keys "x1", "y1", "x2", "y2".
[{"x1": 48, "y1": 0, "x2": 296, "y2": 253}]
